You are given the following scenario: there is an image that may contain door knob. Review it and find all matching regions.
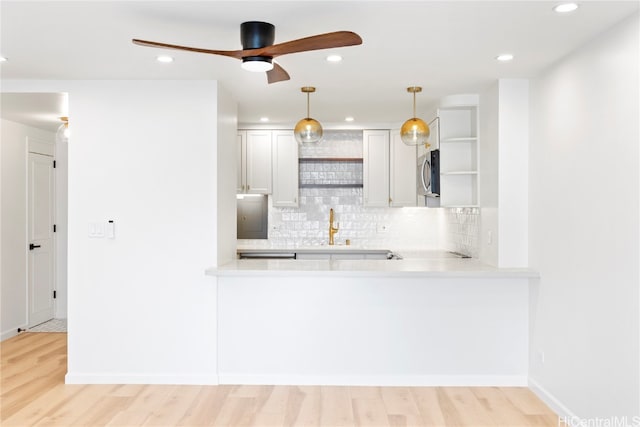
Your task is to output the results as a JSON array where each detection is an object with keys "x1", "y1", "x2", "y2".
[{"x1": 29, "y1": 243, "x2": 41, "y2": 250}]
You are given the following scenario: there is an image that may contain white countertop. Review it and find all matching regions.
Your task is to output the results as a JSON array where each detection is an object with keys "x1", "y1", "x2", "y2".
[{"x1": 207, "y1": 257, "x2": 538, "y2": 278}]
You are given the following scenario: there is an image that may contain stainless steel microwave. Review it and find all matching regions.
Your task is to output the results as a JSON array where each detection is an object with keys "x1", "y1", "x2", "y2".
[{"x1": 417, "y1": 149, "x2": 440, "y2": 203}]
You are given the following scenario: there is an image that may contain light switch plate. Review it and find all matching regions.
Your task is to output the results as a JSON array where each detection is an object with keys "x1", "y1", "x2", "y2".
[{"x1": 88, "y1": 221, "x2": 105, "y2": 238}]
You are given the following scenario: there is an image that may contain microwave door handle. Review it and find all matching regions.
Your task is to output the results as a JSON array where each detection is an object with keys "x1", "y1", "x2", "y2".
[{"x1": 421, "y1": 156, "x2": 431, "y2": 192}]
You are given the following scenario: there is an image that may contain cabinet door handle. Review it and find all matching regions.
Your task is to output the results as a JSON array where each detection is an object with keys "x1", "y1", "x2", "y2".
[
  {"x1": 29, "y1": 243, "x2": 41, "y2": 250},
  {"x1": 247, "y1": 185, "x2": 250, "y2": 191}
]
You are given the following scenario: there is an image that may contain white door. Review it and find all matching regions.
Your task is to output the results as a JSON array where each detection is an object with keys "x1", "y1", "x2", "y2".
[{"x1": 28, "y1": 152, "x2": 55, "y2": 327}]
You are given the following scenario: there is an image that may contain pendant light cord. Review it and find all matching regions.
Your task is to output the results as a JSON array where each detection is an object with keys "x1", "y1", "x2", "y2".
[
  {"x1": 413, "y1": 91, "x2": 417, "y2": 118},
  {"x1": 307, "y1": 92, "x2": 310, "y2": 118}
]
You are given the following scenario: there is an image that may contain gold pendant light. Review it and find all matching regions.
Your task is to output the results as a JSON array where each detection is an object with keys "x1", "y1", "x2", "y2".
[
  {"x1": 400, "y1": 86, "x2": 430, "y2": 146},
  {"x1": 294, "y1": 86, "x2": 323, "y2": 143}
]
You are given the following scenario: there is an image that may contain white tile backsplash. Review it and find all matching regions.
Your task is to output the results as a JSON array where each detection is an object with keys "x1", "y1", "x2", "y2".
[
  {"x1": 443, "y1": 207, "x2": 480, "y2": 257},
  {"x1": 263, "y1": 188, "x2": 444, "y2": 248}
]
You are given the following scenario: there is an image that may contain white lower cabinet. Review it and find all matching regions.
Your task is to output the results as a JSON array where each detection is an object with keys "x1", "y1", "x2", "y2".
[
  {"x1": 271, "y1": 131, "x2": 299, "y2": 207},
  {"x1": 363, "y1": 130, "x2": 390, "y2": 207}
]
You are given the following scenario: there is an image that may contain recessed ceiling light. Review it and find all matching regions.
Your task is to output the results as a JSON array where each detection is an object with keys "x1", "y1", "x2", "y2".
[
  {"x1": 553, "y1": 3, "x2": 579, "y2": 13},
  {"x1": 345, "y1": 116, "x2": 355, "y2": 122},
  {"x1": 326, "y1": 55, "x2": 342, "y2": 63},
  {"x1": 496, "y1": 54, "x2": 514, "y2": 62},
  {"x1": 259, "y1": 117, "x2": 269, "y2": 122},
  {"x1": 0, "y1": 56, "x2": 7, "y2": 62},
  {"x1": 156, "y1": 55, "x2": 174, "y2": 63}
]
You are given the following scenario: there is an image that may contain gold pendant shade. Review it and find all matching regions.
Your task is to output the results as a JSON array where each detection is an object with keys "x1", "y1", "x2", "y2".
[
  {"x1": 294, "y1": 87, "x2": 323, "y2": 143},
  {"x1": 400, "y1": 86, "x2": 430, "y2": 146}
]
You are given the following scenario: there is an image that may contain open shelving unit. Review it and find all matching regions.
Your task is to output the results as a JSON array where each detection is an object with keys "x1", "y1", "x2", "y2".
[
  {"x1": 298, "y1": 158, "x2": 363, "y2": 162},
  {"x1": 437, "y1": 102, "x2": 479, "y2": 207}
]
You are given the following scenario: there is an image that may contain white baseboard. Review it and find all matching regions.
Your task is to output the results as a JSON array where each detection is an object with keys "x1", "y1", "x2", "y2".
[
  {"x1": 65, "y1": 373, "x2": 219, "y2": 385},
  {"x1": 219, "y1": 374, "x2": 528, "y2": 387},
  {"x1": 1, "y1": 325, "x2": 28, "y2": 342},
  {"x1": 529, "y1": 377, "x2": 577, "y2": 420}
]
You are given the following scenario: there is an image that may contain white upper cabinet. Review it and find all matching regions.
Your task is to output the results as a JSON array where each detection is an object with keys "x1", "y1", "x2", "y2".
[
  {"x1": 271, "y1": 131, "x2": 299, "y2": 207},
  {"x1": 239, "y1": 130, "x2": 272, "y2": 194},
  {"x1": 363, "y1": 130, "x2": 390, "y2": 207},
  {"x1": 390, "y1": 132, "x2": 417, "y2": 207}
]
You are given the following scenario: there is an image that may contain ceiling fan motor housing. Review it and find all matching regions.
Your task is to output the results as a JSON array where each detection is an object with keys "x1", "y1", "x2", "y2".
[{"x1": 241, "y1": 21, "x2": 275, "y2": 66}]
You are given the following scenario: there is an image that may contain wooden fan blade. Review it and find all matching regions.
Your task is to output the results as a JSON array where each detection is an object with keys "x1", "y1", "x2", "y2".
[
  {"x1": 132, "y1": 39, "x2": 245, "y2": 59},
  {"x1": 250, "y1": 31, "x2": 362, "y2": 58},
  {"x1": 266, "y1": 62, "x2": 290, "y2": 84}
]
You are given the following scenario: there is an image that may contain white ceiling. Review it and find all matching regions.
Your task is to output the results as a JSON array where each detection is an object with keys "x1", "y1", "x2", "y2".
[{"x1": 1, "y1": 1, "x2": 638, "y2": 131}]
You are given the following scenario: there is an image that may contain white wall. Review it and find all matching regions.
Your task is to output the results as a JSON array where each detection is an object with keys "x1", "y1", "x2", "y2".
[
  {"x1": 479, "y1": 80, "x2": 529, "y2": 268},
  {"x1": 216, "y1": 85, "x2": 238, "y2": 265},
  {"x1": 68, "y1": 80, "x2": 221, "y2": 383},
  {"x1": 497, "y1": 80, "x2": 529, "y2": 267},
  {"x1": 4, "y1": 80, "x2": 226, "y2": 383},
  {"x1": 0, "y1": 119, "x2": 58, "y2": 340},
  {"x1": 479, "y1": 83, "x2": 499, "y2": 266},
  {"x1": 529, "y1": 13, "x2": 639, "y2": 420},
  {"x1": 55, "y1": 133, "x2": 68, "y2": 319}
]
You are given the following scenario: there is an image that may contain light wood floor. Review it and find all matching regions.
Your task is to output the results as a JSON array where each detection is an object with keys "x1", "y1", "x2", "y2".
[{"x1": 1, "y1": 333, "x2": 558, "y2": 426}]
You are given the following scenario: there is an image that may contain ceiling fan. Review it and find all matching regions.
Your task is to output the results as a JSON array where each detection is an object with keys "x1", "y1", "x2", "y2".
[{"x1": 133, "y1": 21, "x2": 363, "y2": 84}]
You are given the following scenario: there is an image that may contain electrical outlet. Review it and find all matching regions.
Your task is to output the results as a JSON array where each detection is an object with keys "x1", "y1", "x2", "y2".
[
  {"x1": 538, "y1": 350, "x2": 545, "y2": 365},
  {"x1": 487, "y1": 230, "x2": 493, "y2": 245},
  {"x1": 377, "y1": 223, "x2": 389, "y2": 233}
]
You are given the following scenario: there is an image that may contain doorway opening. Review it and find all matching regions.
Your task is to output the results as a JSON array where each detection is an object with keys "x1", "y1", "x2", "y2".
[{"x1": 0, "y1": 92, "x2": 68, "y2": 339}]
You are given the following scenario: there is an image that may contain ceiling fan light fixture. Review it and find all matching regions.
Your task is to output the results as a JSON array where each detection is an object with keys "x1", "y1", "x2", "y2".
[
  {"x1": 553, "y1": 3, "x2": 579, "y2": 13},
  {"x1": 400, "y1": 86, "x2": 430, "y2": 146},
  {"x1": 496, "y1": 53, "x2": 514, "y2": 62},
  {"x1": 294, "y1": 87, "x2": 323, "y2": 143},
  {"x1": 241, "y1": 57, "x2": 274, "y2": 72},
  {"x1": 133, "y1": 21, "x2": 362, "y2": 84}
]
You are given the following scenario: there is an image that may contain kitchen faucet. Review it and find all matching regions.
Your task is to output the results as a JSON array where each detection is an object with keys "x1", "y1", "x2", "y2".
[{"x1": 329, "y1": 208, "x2": 339, "y2": 245}]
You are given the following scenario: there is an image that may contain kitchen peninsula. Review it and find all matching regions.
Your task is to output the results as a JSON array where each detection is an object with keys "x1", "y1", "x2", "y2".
[
  {"x1": 213, "y1": 93, "x2": 538, "y2": 387},
  {"x1": 207, "y1": 253, "x2": 537, "y2": 387}
]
